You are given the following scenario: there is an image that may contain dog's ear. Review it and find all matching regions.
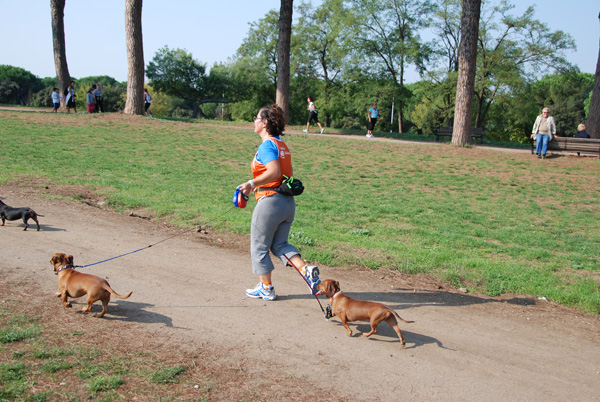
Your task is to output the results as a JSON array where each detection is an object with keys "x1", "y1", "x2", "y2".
[
  {"x1": 333, "y1": 280, "x2": 340, "y2": 293},
  {"x1": 67, "y1": 255, "x2": 74, "y2": 266},
  {"x1": 327, "y1": 281, "x2": 336, "y2": 297}
]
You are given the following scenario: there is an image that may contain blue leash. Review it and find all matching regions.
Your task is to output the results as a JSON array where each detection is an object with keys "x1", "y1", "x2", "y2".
[
  {"x1": 74, "y1": 205, "x2": 237, "y2": 269},
  {"x1": 75, "y1": 246, "x2": 152, "y2": 268}
]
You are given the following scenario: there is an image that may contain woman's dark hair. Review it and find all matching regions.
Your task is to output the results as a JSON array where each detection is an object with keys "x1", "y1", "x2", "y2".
[
  {"x1": 307, "y1": 96, "x2": 314, "y2": 102},
  {"x1": 258, "y1": 104, "x2": 286, "y2": 136}
]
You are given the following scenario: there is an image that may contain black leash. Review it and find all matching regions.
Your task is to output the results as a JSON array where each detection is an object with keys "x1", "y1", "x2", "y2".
[
  {"x1": 75, "y1": 205, "x2": 236, "y2": 269},
  {"x1": 281, "y1": 253, "x2": 330, "y2": 320}
]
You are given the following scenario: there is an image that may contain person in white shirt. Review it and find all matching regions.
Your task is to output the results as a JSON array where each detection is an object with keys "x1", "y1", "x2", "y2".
[
  {"x1": 51, "y1": 88, "x2": 61, "y2": 113},
  {"x1": 302, "y1": 96, "x2": 324, "y2": 134},
  {"x1": 65, "y1": 81, "x2": 77, "y2": 113},
  {"x1": 530, "y1": 107, "x2": 557, "y2": 159}
]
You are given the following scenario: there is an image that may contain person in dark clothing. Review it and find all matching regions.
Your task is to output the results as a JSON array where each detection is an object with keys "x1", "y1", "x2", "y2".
[
  {"x1": 16, "y1": 85, "x2": 26, "y2": 106},
  {"x1": 65, "y1": 81, "x2": 77, "y2": 113},
  {"x1": 573, "y1": 123, "x2": 590, "y2": 138},
  {"x1": 93, "y1": 84, "x2": 104, "y2": 113}
]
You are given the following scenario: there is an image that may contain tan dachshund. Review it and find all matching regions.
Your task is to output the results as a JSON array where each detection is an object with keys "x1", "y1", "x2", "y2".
[
  {"x1": 317, "y1": 279, "x2": 413, "y2": 346},
  {"x1": 50, "y1": 252, "x2": 132, "y2": 318}
]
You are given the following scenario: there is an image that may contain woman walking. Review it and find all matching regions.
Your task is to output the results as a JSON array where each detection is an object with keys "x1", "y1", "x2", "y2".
[{"x1": 237, "y1": 104, "x2": 321, "y2": 300}]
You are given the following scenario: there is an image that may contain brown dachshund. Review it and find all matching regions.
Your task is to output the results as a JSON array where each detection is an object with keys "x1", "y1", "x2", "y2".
[
  {"x1": 317, "y1": 279, "x2": 413, "y2": 346},
  {"x1": 50, "y1": 252, "x2": 132, "y2": 318}
]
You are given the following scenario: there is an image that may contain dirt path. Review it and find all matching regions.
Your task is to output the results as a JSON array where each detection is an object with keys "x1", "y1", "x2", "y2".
[{"x1": 1, "y1": 185, "x2": 599, "y2": 401}]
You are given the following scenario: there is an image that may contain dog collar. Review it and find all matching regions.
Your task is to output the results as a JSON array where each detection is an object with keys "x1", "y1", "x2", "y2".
[
  {"x1": 330, "y1": 291, "x2": 342, "y2": 304},
  {"x1": 56, "y1": 264, "x2": 72, "y2": 274}
]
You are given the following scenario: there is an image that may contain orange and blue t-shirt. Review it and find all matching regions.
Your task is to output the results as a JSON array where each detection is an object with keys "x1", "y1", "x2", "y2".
[{"x1": 252, "y1": 137, "x2": 293, "y2": 201}]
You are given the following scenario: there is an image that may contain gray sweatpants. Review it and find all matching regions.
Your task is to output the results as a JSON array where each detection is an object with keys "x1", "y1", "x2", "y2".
[{"x1": 251, "y1": 193, "x2": 300, "y2": 275}]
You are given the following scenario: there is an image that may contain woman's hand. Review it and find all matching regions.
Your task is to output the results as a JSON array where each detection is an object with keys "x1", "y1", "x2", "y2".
[{"x1": 237, "y1": 181, "x2": 255, "y2": 196}]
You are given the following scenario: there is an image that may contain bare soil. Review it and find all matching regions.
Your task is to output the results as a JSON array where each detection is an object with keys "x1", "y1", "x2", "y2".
[{"x1": 1, "y1": 178, "x2": 599, "y2": 400}]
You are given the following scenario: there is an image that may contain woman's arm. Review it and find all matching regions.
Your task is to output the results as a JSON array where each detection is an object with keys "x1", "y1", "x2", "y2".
[{"x1": 238, "y1": 159, "x2": 281, "y2": 196}]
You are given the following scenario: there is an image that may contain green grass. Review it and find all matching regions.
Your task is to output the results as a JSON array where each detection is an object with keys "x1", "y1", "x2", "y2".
[
  {"x1": 0, "y1": 325, "x2": 41, "y2": 344},
  {"x1": 88, "y1": 375, "x2": 125, "y2": 394},
  {"x1": 1, "y1": 111, "x2": 599, "y2": 314},
  {"x1": 0, "y1": 304, "x2": 215, "y2": 401},
  {"x1": 150, "y1": 365, "x2": 187, "y2": 384}
]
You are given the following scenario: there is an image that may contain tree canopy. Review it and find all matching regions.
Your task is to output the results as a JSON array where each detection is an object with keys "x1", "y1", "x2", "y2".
[
  {"x1": 6, "y1": 0, "x2": 590, "y2": 142},
  {"x1": 146, "y1": 46, "x2": 233, "y2": 113}
]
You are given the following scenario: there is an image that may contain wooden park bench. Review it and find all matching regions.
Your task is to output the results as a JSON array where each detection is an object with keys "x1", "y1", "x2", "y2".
[
  {"x1": 531, "y1": 136, "x2": 600, "y2": 159},
  {"x1": 435, "y1": 126, "x2": 485, "y2": 144}
]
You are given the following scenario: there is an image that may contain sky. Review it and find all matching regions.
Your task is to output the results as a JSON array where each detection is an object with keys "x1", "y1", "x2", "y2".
[{"x1": 1, "y1": 0, "x2": 598, "y2": 84}]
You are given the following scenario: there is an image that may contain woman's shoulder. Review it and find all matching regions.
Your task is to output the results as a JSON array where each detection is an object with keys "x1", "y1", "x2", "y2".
[{"x1": 264, "y1": 136, "x2": 284, "y2": 144}]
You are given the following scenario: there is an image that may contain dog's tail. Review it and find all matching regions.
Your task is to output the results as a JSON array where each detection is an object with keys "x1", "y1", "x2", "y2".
[
  {"x1": 393, "y1": 310, "x2": 414, "y2": 324},
  {"x1": 103, "y1": 285, "x2": 133, "y2": 299}
]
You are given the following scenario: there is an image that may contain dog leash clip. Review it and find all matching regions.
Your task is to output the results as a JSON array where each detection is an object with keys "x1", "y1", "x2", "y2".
[{"x1": 325, "y1": 304, "x2": 332, "y2": 320}]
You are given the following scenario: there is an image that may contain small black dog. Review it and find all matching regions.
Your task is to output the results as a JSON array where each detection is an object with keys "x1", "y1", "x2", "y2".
[{"x1": 0, "y1": 199, "x2": 43, "y2": 231}]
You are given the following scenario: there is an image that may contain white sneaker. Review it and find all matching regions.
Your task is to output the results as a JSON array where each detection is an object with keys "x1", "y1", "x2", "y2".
[
  {"x1": 302, "y1": 265, "x2": 322, "y2": 295},
  {"x1": 320, "y1": 128, "x2": 324, "y2": 134},
  {"x1": 245, "y1": 282, "x2": 276, "y2": 301},
  {"x1": 302, "y1": 129, "x2": 308, "y2": 133}
]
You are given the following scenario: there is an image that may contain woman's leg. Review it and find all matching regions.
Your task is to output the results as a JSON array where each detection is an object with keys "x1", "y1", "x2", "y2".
[
  {"x1": 250, "y1": 204, "x2": 278, "y2": 277},
  {"x1": 258, "y1": 272, "x2": 272, "y2": 285},
  {"x1": 535, "y1": 133, "x2": 542, "y2": 155}
]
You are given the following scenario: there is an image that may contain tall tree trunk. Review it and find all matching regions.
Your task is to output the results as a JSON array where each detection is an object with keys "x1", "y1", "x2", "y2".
[
  {"x1": 588, "y1": 12, "x2": 600, "y2": 139},
  {"x1": 276, "y1": 0, "x2": 293, "y2": 121},
  {"x1": 452, "y1": 0, "x2": 481, "y2": 146},
  {"x1": 397, "y1": 106, "x2": 403, "y2": 133},
  {"x1": 124, "y1": 0, "x2": 145, "y2": 115},
  {"x1": 50, "y1": 0, "x2": 70, "y2": 110}
]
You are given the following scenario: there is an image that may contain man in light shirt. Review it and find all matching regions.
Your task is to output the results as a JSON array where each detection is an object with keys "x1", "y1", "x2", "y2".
[{"x1": 530, "y1": 107, "x2": 557, "y2": 159}]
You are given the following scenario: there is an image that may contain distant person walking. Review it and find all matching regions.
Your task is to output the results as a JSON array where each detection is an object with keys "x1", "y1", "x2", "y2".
[
  {"x1": 530, "y1": 107, "x2": 556, "y2": 159},
  {"x1": 573, "y1": 123, "x2": 590, "y2": 138},
  {"x1": 86, "y1": 88, "x2": 95, "y2": 114},
  {"x1": 93, "y1": 84, "x2": 104, "y2": 113},
  {"x1": 302, "y1": 96, "x2": 324, "y2": 134},
  {"x1": 366, "y1": 102, "x2": 380, "y2": 138},
  {"x1": 65, "y1": 81, "x2": 77, "y2": 113},
  {"x1": 16, "y1": 85, "x2": 26, "y2": 106},
  {"x1": 51, "y1": 88, "x2": 61, "y2": 113},
  {"x1": 144, "y1": 88, "x2": 152, "y2": 116}
]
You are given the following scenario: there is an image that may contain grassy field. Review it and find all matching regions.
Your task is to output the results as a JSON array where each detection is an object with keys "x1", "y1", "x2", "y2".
[{"x1": 1, "y1": 110, "x2": 599, "y2": 314}]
